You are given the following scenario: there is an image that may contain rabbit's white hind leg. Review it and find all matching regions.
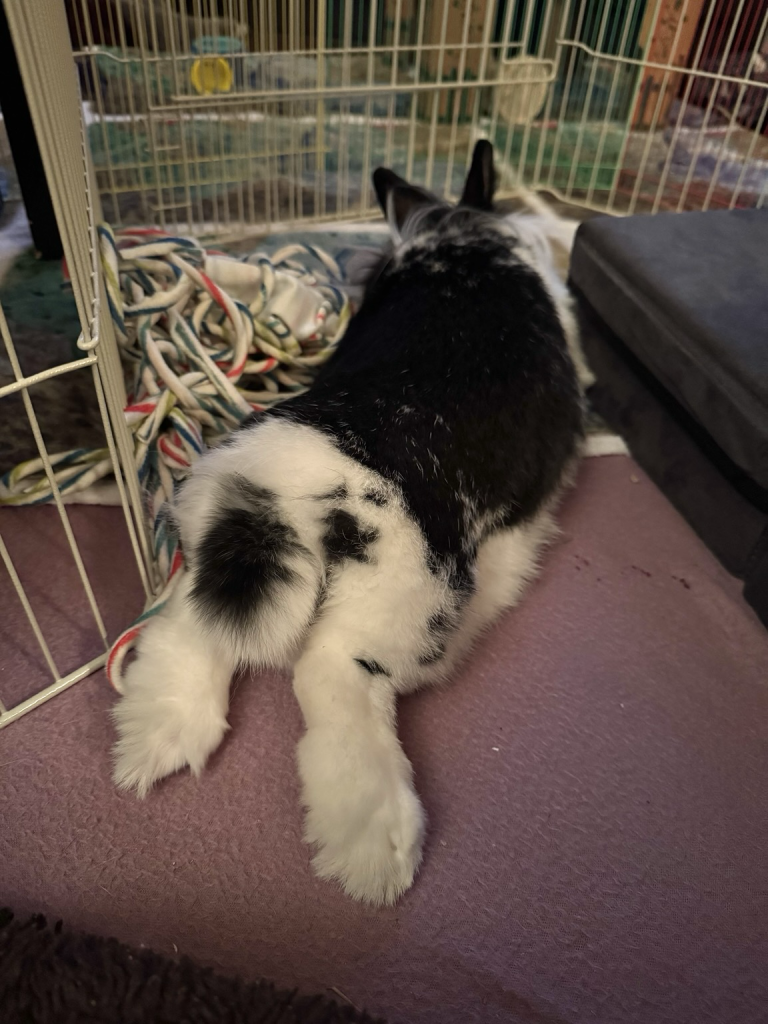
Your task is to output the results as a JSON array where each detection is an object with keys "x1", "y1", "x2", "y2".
[
  {"x1": 294, "y1": 644, "x2": 425, "y2": 906},
  {"x1": 291, "y1": 498, "x2": 442, "y2": 904},
  {"x1": 112, "y1": 574, "x2": 236, "y2": 798}
]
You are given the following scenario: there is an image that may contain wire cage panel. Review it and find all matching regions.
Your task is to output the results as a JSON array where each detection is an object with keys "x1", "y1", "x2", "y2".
[
  {"x1": 0, "y1": 0, "x2": 154, "y2": 728},
  {"x1": 67, "y1": 0, "x2": 768, "y2": 237}
]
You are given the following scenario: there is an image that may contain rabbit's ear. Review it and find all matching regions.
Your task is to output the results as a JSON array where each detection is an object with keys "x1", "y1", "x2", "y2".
[
  {"x1": 373, "y1": 167, "x2": 433, "y2": 242},
  {"x1": 373, "y1": 167, "x2": 409, "y2": 213},
  {"x1": 460, "y1": 140, "x2": 496, "y2": 210}
]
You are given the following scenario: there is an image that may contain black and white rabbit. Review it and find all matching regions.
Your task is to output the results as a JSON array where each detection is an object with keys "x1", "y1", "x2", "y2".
[{"x1": 112, "y1": 141, "x2": 584, "y2": 905}]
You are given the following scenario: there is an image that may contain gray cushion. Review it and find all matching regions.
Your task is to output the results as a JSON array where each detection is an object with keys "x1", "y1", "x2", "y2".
[{"x1": 570, "y1": 209, "x2": 768, "y2": 488}]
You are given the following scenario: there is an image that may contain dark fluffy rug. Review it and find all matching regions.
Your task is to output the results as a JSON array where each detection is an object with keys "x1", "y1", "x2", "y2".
[{"x1": 0, "y1": 909, "x2": 385, "y2": 1024}]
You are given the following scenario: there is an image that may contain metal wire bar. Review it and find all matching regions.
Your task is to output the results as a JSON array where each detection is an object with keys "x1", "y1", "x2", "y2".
[
  {"x1": 704, "y1": 3, "x2": 768, "y2": 211},
  {"x1": 2, "y1": 0, "x2": 153, "y2": 724},
  {"x1": 0, "y1": 654, "x2": 109, "y2": 730},
  {"x1": 0, "y1": 531, "x2": 61, "y2": 684},
  {"x1": 0, "y1": 305, "x2": 109, "y2": 647},
  {"x1": 0, "y1": 357, "x2": 98, "y2": 400},
  {"x1": 674, "y1": 0, "x2": 759, "y2": 212}
]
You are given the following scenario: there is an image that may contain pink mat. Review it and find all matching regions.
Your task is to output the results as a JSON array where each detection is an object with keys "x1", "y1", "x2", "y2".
[{"x1": 2, "y1": 455, "x2": 767, "y2": 1024}]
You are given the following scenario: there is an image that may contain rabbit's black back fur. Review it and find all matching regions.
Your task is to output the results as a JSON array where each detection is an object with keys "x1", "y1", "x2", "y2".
[{"x1": 269, "y1": 205, "x2": 583, "y2": 591}]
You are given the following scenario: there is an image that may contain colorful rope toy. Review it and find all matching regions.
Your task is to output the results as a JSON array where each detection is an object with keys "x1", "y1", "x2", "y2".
[{"x1": 0, "y1": 226, "x2": 351, "y2": 691}]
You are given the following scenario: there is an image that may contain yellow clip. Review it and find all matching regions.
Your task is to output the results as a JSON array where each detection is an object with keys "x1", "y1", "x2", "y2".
[{"x1": 190, "y1": 57, "x2": 233, "y2": 95}]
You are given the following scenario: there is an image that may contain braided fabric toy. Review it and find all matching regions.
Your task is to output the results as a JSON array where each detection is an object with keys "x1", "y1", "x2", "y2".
[{"x1": 0, "y1": 226, "x2": 350, "y2": 690}]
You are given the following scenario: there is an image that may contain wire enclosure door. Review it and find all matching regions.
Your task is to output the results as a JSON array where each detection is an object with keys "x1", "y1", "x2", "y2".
[{"x1": 0, "y1": 0, "x2": 155, "y2": 728}]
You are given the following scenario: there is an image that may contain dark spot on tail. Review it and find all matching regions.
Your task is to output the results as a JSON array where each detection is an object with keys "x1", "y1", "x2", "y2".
[
  {"x1": 190, "y1": 475, "x2": 307, "y2": 632},
  {"x1": 323, "y1": 509, "x2": 379, "y2": 564},
  {"x1": 418, "y1": 610, "x2": 454, "y2": 665},
  {"x1": 355, "y1": 658, "x2": 390, "y2": 677}
]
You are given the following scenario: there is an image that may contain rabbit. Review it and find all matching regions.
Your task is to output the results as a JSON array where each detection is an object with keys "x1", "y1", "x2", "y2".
[{"x1": 111, "y1": 140, "x2": 584, "y2": 905}]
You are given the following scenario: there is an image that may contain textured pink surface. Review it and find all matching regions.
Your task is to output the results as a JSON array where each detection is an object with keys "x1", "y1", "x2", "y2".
[
  {"x1": 0, "y1": 504, "x2": 145, "y2": 709},
  {"x1": 2, "y1": 456, "x2": 768, "y2": 1024}
]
